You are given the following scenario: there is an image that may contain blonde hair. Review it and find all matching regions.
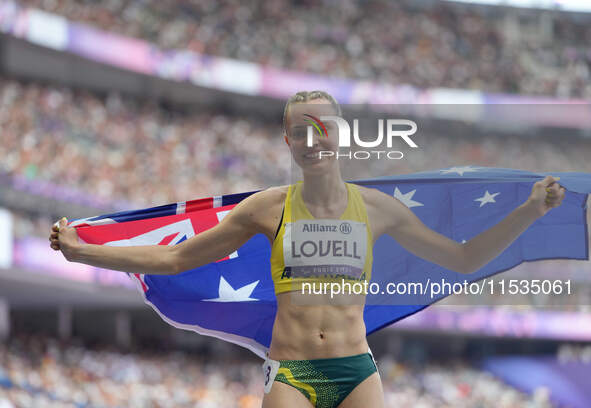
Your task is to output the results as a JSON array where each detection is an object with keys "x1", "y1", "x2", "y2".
[{"x1": 282, "y1": 90, "x2": 341, "y2": 132}]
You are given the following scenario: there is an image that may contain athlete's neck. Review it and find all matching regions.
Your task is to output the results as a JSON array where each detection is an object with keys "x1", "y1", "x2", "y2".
[{"x1": 300, "y1": 167, "x2": 347, "y2": 208}]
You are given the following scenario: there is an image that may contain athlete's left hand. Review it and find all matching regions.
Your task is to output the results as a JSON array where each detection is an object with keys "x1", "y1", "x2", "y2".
[{"x1": 526, "y1": 175, "x2": 566, "y2": 218}]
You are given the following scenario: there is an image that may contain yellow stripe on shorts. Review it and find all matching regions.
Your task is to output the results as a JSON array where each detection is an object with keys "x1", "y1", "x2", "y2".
[{"x1": 277, "y1": 367, "x2": 317, "y2": 406}]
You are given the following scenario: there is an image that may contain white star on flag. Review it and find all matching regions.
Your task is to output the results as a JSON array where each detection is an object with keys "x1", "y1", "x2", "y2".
[
  {"x1": 440, "y1": 166, "x2": 480, "y2": 176},
  {"x1": 393, "y1": 187, "x2": 424, "y2": 208},
  {"x1": 475, "y1": 190, "x2": 500, "y2": 207},
  {"x1": 203, "y1": 276, "x2": 259, "y2": 302},
  {"x1": 461, "y1": 239, "x2": 467, "y2": 244}
]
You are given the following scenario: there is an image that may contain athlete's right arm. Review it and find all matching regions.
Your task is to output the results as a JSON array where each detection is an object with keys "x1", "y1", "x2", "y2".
[
  {"x1": 49, "y1": 191, "x2": 273, "y2": 275},
  {"x1": 172, "y1": 191, "x2": 269, "y2": 274}
]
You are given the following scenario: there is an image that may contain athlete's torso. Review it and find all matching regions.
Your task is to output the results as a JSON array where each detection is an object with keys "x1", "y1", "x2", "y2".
[{"x1": 260, "y1": 182, "x2": 377, "y2": 360}]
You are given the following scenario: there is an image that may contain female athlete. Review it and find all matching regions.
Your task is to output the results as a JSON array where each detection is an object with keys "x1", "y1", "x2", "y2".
[{"x1": 49, "y1": 90, "x2": 565, "y2": 408}]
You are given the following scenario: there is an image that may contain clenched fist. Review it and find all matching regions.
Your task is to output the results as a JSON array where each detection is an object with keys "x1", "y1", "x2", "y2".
[
  {"x1": 526, "y1": 175, "x2": 566, "y2": 218},
  {"x1": 49, "y1": 217, "x2": 80, "y2": 261}
]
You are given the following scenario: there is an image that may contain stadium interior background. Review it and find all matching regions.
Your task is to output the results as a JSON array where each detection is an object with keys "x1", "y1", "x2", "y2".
[{"x1": 0, "y1": 0, "x2": 590, "y2": 407}]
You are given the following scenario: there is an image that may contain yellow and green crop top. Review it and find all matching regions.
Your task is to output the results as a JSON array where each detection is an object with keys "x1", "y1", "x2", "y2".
[{"x1": 270, "y1": 181, "x2": 373, "y2": 295}]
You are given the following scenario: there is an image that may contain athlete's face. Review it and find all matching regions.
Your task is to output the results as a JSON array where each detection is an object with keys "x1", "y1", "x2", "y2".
[{"x1": 284, "y1": 100, "x2": 340, "y2": 172}]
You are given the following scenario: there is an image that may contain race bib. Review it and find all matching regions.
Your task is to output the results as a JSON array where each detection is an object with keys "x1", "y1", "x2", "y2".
[
  {"x1": 282, "y1": 219, "x2": 368, "y2": 279},
  {"x1": 262, "y1": 356, "x2": 281, "y2": 394}
]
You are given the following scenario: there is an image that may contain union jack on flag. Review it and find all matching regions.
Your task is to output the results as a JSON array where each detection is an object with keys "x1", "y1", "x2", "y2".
[{"x1": 67, "y1": 167, "x2": 590, "y2": 359}]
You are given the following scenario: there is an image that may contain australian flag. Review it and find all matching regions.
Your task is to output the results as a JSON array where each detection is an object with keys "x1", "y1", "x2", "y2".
[{"x1": 68, "y1": 167, "x2": 590, "y2": 359}]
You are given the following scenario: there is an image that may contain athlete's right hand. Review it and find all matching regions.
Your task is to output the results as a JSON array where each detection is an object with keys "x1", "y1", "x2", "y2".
[{"x1": 49, "y1": 217, "x2": 80, "y2": 261}]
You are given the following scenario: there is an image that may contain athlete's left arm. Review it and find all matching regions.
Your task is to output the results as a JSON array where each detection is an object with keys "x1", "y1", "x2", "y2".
[{"x1": 364, "y1": 176, "x2": 565, "y2": 274}]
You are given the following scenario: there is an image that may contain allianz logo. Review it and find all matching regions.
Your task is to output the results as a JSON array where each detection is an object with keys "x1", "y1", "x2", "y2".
[{"x1": 302, "y1": 222, "x2": 352, "y2": 234}]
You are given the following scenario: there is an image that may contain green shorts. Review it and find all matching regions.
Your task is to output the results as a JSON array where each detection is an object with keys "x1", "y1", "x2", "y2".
[{"x1": 263, "y1": 349, "x2": 378, "y2": 408}]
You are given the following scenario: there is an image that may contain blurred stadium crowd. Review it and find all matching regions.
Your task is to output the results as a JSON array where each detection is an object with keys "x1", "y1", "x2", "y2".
[
  {"x1": 0, "y1": 333, "x2": 262, "y2": 408},
  {"x1": 0, "y1": 333, "x2": 557, "y2": 408},
  {"x1": 0, "y1": 78, "x2": 289, "y2": 209},
  {"x1": 2, "y1": 77, "x2": 590, "y2": 239},
  {"x1": 17, "y1": 0, "x2": 591, "y2": 98}
]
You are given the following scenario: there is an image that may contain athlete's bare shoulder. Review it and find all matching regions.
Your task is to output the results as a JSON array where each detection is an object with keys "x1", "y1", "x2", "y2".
[
  {"x1": 245, "y1": 185, "x2": 288, "y2": 212},
  {"x1": 354, "y1": 184, "x2": 386, "y2": 208},
  {"x1": 353, "y1": 183, "x2": 396, "y2": 239},
  {"x1": 233, "y1": 184, "x2": 289, "y2": 242},
  {"x1": 260, "y1": 184, "x2": 290, "y2": 201}
]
